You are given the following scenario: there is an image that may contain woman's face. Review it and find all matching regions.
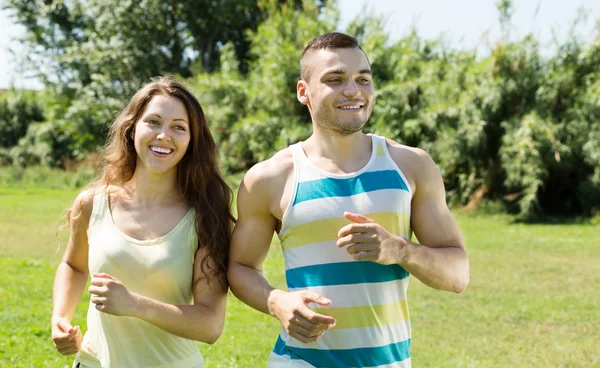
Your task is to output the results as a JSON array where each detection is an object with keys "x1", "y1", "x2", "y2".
[{"x1": 133, "y1": 94, "x2": 191, "y2": 176}]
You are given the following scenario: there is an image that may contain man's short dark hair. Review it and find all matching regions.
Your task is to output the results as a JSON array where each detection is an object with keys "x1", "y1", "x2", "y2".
[{"x1": 300, "y1": 32, "x2": 364, "y2": 81}]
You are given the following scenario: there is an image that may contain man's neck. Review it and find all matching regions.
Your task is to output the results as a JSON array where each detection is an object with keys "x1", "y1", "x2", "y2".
[{"x1": 302, "y1": 131, "x2": 372, "y2": 174}]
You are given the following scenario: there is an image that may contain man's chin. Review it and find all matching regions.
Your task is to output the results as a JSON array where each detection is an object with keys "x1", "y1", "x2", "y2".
[
  {"x1": 315, "y1": 116, "x2": 367, "y2": 135},
  {"x1": 332, "y1": 123, "x2": 365, "y2": 136}
]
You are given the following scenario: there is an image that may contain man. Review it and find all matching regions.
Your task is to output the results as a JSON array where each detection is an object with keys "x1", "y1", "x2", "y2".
[{"x1": 228, "y1": 32, "x2": 469, "y2": 367}]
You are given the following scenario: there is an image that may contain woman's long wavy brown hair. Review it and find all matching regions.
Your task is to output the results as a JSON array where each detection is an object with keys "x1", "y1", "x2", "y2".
[{"x1": 77, "y1": 76, "x2": 234, "y2": 288}]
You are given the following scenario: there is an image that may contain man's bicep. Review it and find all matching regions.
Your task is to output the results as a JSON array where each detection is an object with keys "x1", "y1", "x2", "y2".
[
  {"x1": 410, "y1": 156, "x2": 464, "y2": 249},
  {"x1": 230, "y1": 181, "x2": 278, "y2": 269}
]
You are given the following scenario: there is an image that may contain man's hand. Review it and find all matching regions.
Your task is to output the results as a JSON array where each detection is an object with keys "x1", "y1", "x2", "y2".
[
  {"x1": 88, "y1": 273, "x2": 139, "y2": 317},
  {"x1": 267, "y1": 289, "x2": 336, "y2": 344},
  {"x1": 51, "y1": 318, "x2": 82, "y2": 355},
  {"x1": 337, "y1": 212, "x2": 406, "y2": 265}
]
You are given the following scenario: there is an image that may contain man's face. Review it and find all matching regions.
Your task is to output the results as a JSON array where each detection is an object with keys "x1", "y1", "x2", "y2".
[{"x1": 298, "y1": 47, "x2": 374, "y2": 135}]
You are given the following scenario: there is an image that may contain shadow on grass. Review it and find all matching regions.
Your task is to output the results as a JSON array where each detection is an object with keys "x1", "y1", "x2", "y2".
[
  {"x1": 511, "y1": 213, "x2": 600, "y2": 225},
  {"x1": 452, "y1": 199, "x2": 600, "y2": 226}
]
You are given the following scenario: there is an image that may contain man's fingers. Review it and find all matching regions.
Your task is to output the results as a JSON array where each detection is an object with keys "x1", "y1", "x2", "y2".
[
  {"x1": 352, "y1": 250, "x2": 378, "y2": 261},
  {"x1": 288, "y1": 322, "x2": 325, "y2": 338},
  {"x1": 290, "y1": 314, "x2": 314, "y2": 330},
  {"x1": 288, "y1": 331, "x2": 312, "y2": 344},
  {"x1": 344, "y1": 212, "x2": 375, "y2": 224},
  {"x1": 301, "y1": 308, "x2": 336, "y2": 326},
  {"x1": 288, "y1": 330, "x2": 324, "y2": 344},
  {"x1": 346, "y1": 242, "x2": 376, "y2": 254},
  {"x1": 290, "y1": 314, "x2": 330, "y2": 332},
  {"x1": 300, "y1": 291, "x2": 331, "y2": 306},
  {"x1": 337, "y1": 233, "x2": 377, "y2": 248},
  {"x1": 338, "y1": 223, "x2": 373, "y2": 238}
]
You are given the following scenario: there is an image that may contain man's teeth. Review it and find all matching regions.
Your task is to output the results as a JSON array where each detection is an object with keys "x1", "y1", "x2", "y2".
[
  {"x1": 151, "y1": 146, "x2": 172, "y2": 154},
  {"x1": 340, "y1": 106, "x2": 361, "y2": 110}
]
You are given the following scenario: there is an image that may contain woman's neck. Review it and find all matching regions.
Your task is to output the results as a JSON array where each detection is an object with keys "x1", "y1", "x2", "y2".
[{"x1": 124, "y1": 167, "x2": 182, "y2": 206}]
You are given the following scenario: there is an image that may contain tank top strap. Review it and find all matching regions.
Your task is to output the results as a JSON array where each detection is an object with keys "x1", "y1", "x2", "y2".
[
  {"x1": 289, "y1": 142, "x2": 308, "y2": 167},
  {"x1": 288, "y1": 141, "x2": 316, "y2": 181},
  {"x1": 89, "y1": 187, "x2": 109, "y2": 229},
  {"x1": 368, "y1": 133, "x2": 388, "y2": 158}
]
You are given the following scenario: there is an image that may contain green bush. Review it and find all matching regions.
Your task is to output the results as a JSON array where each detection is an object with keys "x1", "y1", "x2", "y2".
[
  {"x1": 2, "y1": 0, "x2": 600, "y2": 217},
  {"x1": 0, "y1": 90, "x2": 45, "y2": 163}
]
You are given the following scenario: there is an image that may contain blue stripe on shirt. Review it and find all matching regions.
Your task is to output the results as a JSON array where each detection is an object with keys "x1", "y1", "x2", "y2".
[
  {"x1": 286, "y1": 261, "x2": 409, "y2": 289},
  {"x1": 293, "y1": 170, "x2": 410, "y2": 206},
  {"x1": 273, "y1": 335, "x2": 411, "y2": 367}
]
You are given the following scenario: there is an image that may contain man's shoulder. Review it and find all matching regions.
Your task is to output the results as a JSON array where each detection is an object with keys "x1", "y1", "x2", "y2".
[
  {"x1": 381, "y1": 137, "x2": 439, "y2": 190},
  {"x1": 383, "y1": 137, "x2": 431, "y2": 163},
  {"x1": 242, "y1": 146, "x2": 294, "y2": 193}
]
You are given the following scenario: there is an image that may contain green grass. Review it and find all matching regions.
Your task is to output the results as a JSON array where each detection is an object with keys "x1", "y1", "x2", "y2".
[
  {"x1": 0, "y1": 166, "x2": 95, "y2": 190},
  {"x1": 1, "y1": 188, "x2": 599, "y2": 367}
]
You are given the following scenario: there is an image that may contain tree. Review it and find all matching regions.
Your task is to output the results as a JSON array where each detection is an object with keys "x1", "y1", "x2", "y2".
[{"x1": 2, "y1": 0, "x2": 326, "y2": 165}]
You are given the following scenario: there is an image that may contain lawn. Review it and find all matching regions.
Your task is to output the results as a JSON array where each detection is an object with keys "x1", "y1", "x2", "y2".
[{"x1": 1, "y1": 187, "x2": 599, "y2": 367}]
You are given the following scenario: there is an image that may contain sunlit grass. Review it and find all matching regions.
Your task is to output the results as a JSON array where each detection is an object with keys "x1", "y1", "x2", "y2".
[{"x1": 1, "y1": 188, "x2": 598, "y2": 367}]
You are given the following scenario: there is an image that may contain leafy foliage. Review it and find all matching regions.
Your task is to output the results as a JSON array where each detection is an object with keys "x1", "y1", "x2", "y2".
[
  {"x1": 2, "y1": 0, "x2": 599, "y2": 217},
  {"x1": 0, "y1": 90, "x2": 45, "y2": 165},
  {"x1": 3, "y1": 0, "x2": 321, "y2": 164}
]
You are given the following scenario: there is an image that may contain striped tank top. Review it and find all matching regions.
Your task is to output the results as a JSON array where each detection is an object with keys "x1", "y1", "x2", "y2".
[{"x1": 269, "y1": 134, "x2": 413, "y2": 368}]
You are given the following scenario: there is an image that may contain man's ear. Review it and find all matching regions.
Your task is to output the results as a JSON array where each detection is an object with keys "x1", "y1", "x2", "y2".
[{"x1": 297, "y1": 80, "x2": 310, "y2": 105}]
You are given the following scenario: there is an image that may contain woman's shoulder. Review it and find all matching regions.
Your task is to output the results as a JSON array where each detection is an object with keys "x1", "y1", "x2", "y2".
[
  {"x1": 71, "y1": 185, "x2": 114, "y2": 221},
  {"x1": 69, "y1": 188, "x2": 98, "y2": 224}
]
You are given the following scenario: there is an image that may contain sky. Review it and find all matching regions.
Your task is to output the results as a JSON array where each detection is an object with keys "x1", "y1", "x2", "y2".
[{"x1": 1, "y1": 0, "x2": 599, "y2": 90}]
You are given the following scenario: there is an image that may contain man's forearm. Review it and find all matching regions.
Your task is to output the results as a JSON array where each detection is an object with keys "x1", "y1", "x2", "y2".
[
  {"x1": 228, "y1": 262, "x2": 278, "y2": 315},
  {"x1": 399, "y1": 240, "x2": 469, "y2": 293}
]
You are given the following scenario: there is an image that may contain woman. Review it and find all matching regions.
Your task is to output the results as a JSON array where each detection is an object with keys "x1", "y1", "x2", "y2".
[{"x1": 51, "y1": 76, "x2": 234, "y2": 368}]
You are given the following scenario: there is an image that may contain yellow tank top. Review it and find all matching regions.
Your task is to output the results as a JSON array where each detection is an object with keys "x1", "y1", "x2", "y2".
[{"x1": 74, "y1": 189, "x2": 204, "y2": 368}]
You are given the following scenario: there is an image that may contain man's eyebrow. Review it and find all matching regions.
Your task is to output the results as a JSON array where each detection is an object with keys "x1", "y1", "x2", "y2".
[{"x1": 322, "y1": 69, "x2": 372, "y2": 75}]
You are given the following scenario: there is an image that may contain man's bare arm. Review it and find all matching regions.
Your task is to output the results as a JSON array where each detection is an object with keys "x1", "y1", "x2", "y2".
[
  {"x1": 337, "y1": 146, "x2": 469, "y2": 293},
  {"x1": 228, "y1": 161, "x2": 281, "y2": 313},
  {"x1": 400, "y1": 148, "x2": 469, "y2": 292},
  {"x1": 228, "y1": 158, "x2": 336, "y2": 343}
]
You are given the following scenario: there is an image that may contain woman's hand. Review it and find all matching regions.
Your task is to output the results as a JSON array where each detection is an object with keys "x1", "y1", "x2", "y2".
[
  {"x1": 88, "y1": 273, "x2": 139, "y2": 317},
  {"x1": 51, "y1": 318, "x2": 82, "y2": 355}
]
